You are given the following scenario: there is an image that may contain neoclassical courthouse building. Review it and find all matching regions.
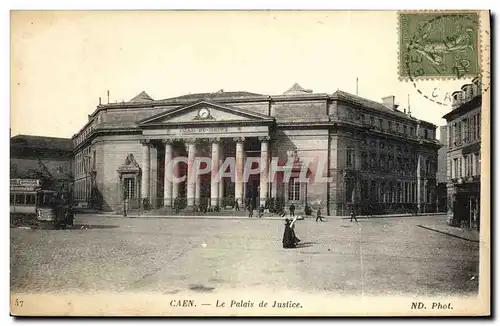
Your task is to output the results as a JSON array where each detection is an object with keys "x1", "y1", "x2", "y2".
[{"x1": 72, "y1": 84, "x2": 440, "y2": 215}]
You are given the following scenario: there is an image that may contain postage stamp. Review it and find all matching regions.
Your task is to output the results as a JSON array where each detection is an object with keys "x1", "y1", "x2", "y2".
[
  {"x1": 9, "y1": 10, "x2": 491, "y2": 317},
  {"x1": 399, "y1": 11, "x2": 480, "y2": 80}
]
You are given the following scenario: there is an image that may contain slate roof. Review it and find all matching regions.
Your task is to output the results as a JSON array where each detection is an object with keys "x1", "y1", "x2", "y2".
[
  {"x1": 10, "y1": 135, "x2": 73, "y2": 151},
  {"x1": 163, "y1": 90, "x2": 263, "y2": 101},
  {"x1": 332, "y1": 90, "x2": 417, "y2": 121}
]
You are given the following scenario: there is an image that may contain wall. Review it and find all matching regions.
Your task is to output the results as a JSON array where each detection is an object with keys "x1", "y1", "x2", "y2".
[{"x1": 96, "y1": 136, "x2": 146, "y2": 211}]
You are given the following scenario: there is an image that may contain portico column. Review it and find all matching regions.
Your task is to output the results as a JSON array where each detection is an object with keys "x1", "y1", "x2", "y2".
[
  {"x1": 219, "y1": 147, "x2": 224, "y2": 205},
  {"x1": 234, "y1": 137, "x2": 245, "y2": 207},
  {"x1": 186, "y1": 139, "x2": 197, "y2": 207},
  {"x1": 210, "y1": 138, "x2": 220, "y2": 207},
  {"x1": 259, "y1": 136, "x2": 270, "y2": 205},
  {"x1": 140, "y1": 140, "x2": 151, "y2": 201},
  {"x1": 163, "y1": 139, "x2": 173, "y2": 207}
]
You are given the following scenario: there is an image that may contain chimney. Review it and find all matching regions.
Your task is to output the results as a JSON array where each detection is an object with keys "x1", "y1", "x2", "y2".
[{"x1": 382, "y1": 96, "x2": 396, "y2": 110}]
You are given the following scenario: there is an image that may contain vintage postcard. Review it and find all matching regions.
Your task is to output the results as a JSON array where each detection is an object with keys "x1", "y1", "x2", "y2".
[{"x1": 9, "y1": 10, "x2": 490, "y2": 316}]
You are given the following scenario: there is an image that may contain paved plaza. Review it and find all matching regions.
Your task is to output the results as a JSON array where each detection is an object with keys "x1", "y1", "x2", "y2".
[{"x1": 10, "y1": 214, "x2": 479, "y2": 296}]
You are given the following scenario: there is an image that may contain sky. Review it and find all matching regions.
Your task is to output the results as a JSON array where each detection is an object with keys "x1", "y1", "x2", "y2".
[{"x1": 10, "y1": 10, "x2": 478, "y2": 140}]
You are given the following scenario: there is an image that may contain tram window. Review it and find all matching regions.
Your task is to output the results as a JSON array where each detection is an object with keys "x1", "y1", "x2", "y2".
[
  {"x1": 10, "y1": 194, "x2": 14, "y2": 204},
  {"x1": 15, "y1": 194, "x2": 25, "y2": 205},
  {"x1": 26, "y1": 194, "x2": 36, "y2": 205}
]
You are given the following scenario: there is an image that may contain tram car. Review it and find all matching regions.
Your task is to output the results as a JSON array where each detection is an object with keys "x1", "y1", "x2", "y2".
[{"x1": 10, "y1": 179, "x2": 74, "y2": 229}]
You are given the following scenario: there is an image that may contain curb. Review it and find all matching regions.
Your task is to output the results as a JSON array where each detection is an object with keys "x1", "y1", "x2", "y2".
[
  {"x1": 340, "y1": 213, "x2": 447, "y2": 220},
  {"x1": 417, "y1": 225, "x2": 479, "y2": 243}
]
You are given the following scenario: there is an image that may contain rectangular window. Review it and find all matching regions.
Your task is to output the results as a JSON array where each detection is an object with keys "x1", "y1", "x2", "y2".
[
  {"x1": 459, "y1": 157, "x2": 463, "y2": 177},
  {"x1": 380, "y1": 154, "x2": 386, "y2": 171},
  {"x1": 453, "y1": 158, "x2": 458, "y2": 178},
  {"x1": 370, "y1": 116, "x2": 375, "y2": 126},
  {"x1": 464, "y1": 155, "x2": 469, "y2": 176},
  {"x1": 361, "y1": 152, "x2": 368, "y2": 169},
  {"x1": 410, "y1": 127, "x2": 415, "y2": 136},
  {"x1": 124, "y1": 178, "x2": 136, "y2": 199},
  {"x1": 388, "y1": 121, "x2": 393, "y2": 132},
  {"x1": 25, "y1": 194, "x2": 36, "y2": 205},
  {"x1": 474, "y1": 153, "x2": 480, "y2": 175},
  {"x1": 424, "y1": 129, "x2": 428, "y2": 139},
  {"x1": 10, "y1": 194, "x2": 14, "y2": 204},
  {"x1": 345, "y1": 178, "x2": 354, "y2": 203},
  {"x1": 15, "y1": 194, "x2": 25, "y2": 205},
  {"x1": 93, "y1": 150, "x2": 96, "y2": 169},
  {"x1": 477, "y1": 113, "x2": 481, "y2": 139},
  {"x1": 463, "y1": 118, "x2": 469, "y2": 142},
  {"x1": 395, "y1": 123, "x2": 400, "y2": 133},
  {"x1": 403, "y1": 125, "x2": 407, "y2": 135},
  {"x1": 379, "y1": 119, "x2": 383, "y2": 129},
  {"x1": 346, "y1": 150, "x2": 354, "y2": 168},
  {"x1": 370, "y1": 153, "x2": 377, "y2": 169},
  {"x1": 288, "y1": 178, "x2": 300, "y2": 201}
]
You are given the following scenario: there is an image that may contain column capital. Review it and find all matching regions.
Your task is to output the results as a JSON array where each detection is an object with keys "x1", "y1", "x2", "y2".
[
  {"x1": 258, "y1": 136, "x2": 270, "y2": 143},
  {"x1": 209, "y1": 137, "x2": 221, "y2": 144},
  {"x1": 162, "y1": 138, "x2": 175, "y2": 145},
  {"x1": 184, "y1": 138, "x2": 197, "y2": 145},
  {"x1": 233, "y1": 137, "x2": 245, "y2": 143},
  {"x1": 140, "y1": 139, "x2": 151, "y2": 146}
]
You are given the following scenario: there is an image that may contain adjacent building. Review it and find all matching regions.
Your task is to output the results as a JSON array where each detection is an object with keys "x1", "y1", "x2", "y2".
[
  {"x1": 442, "y1": 78, "x2": 482, "y2": 227},
  {"x1": 72, "y1": 83, "x2": 440, "y2": 215},
  {"x1": 10, "y1": 134, "x2": 74, "y2": 193}
]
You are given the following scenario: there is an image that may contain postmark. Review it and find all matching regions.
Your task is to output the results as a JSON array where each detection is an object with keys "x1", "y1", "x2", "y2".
[{"x1": 399, "y1": 11, "x2": 480, "y2": 80}]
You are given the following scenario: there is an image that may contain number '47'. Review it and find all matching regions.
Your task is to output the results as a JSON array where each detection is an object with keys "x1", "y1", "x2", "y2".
[{"x1": 15, "y1": 299, "x2": 23, "y2": 307}]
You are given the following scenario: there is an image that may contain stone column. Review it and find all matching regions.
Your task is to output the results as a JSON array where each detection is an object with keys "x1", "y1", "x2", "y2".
[
  {"x1": 259, "y1": 136, "x2": 270, "y2": 205},
  {"x1": 195, "y1": 174, "x2": 201, "y2": 206},
  {"x1": 140, "y1": 140, "x2": 151, "y2": 202},
  {"x1": 210, "y1": 138, "x2": 220, "y2": 207},
  {"x1": 219, "y1": 146, "x2": 224, "y2": 205},
  {"x1": 234, "y1": 137, "x2": 245, "y2": 207},
  {"x1": 163, "y1": 139, "x2": 173, "y2": 207},
  {"x1": 172, "y1": 149, "x2": 180, "y2": 202},
  {"x1": 149, "y1": 144, "x2": 158, "y2": 208},
  {"x1": 186, "y1": 139, "x2": 197, "y2": 207}
]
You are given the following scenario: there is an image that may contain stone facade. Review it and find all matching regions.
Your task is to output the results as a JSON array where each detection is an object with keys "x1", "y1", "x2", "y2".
[
  {"x1": 72, "y1": 83, "x2": 440, "y2": 215},
  {"x1": 442, "y1": 78, "x2": 482, "y2": 227}
]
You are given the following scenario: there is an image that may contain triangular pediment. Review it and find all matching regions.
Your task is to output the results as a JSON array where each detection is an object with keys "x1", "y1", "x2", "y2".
[{"x1": 137, "y1": 100, "x2": 273, "y2": 126}]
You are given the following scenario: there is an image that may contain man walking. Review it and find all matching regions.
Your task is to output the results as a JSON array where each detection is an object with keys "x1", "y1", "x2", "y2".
[
  {"x1": 316, "y1": 209, "x2": 325, "y2": 222},
  {"x1": 248, "y1": 201, "x2": 254, "y2": 218},
  {"x1": 350, "y1": 208, "x2": 358, "y2": 223},
  {"x1": 289, "y1": 203, "x2": 295, "y2": 217}
]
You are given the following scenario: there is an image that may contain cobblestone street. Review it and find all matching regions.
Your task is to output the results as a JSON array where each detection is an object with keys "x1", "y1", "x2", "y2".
[{"x1": 10, "y1": 214, "x2": 479, "y2": 296}]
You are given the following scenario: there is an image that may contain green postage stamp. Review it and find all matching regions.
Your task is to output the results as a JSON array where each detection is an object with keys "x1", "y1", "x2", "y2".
[{"x1": 399, "y1": 11, "x2": 480, "y2": 79}]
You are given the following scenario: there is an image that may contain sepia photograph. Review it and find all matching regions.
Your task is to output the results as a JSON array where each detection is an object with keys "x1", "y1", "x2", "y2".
[{"x1": 9, "y1": 9, "x2": 490, "y2": 316}]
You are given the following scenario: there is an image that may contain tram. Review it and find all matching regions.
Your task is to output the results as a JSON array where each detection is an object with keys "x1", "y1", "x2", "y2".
[{"x1": 10, "y1": 179, "x2": 74, "y2": 229}]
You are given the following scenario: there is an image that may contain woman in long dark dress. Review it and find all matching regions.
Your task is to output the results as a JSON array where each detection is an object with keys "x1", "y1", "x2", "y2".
[{"x1": 282, "y1": 219, "x2": 295, "y2": 248}]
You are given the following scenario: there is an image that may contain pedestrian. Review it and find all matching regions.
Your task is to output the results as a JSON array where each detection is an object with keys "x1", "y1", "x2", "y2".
[
  {"x1": 282, "y1": 219, "x2": 295, "y2": 249},
  {"x1": 350, "y1": 208, "x2": 358, "y2": 223},
  {"x1": 414, "y1": 204, "x2": 419, "y2": 216},
  {"x1": 316, "y1": 209, "x2": 325, "y2": 222},
  {"x1": 289, "y1": 203, "x2": 295, "y2": 217},
  {"x1": 248, "y1": 201, "x2": 254, "y2": 218},
  {"x1": 235, "y1": 199, "x2": 240, "y2": 211},
  {"x1": 290, "y1": 216, "x2": 301, "y2": 244}
]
